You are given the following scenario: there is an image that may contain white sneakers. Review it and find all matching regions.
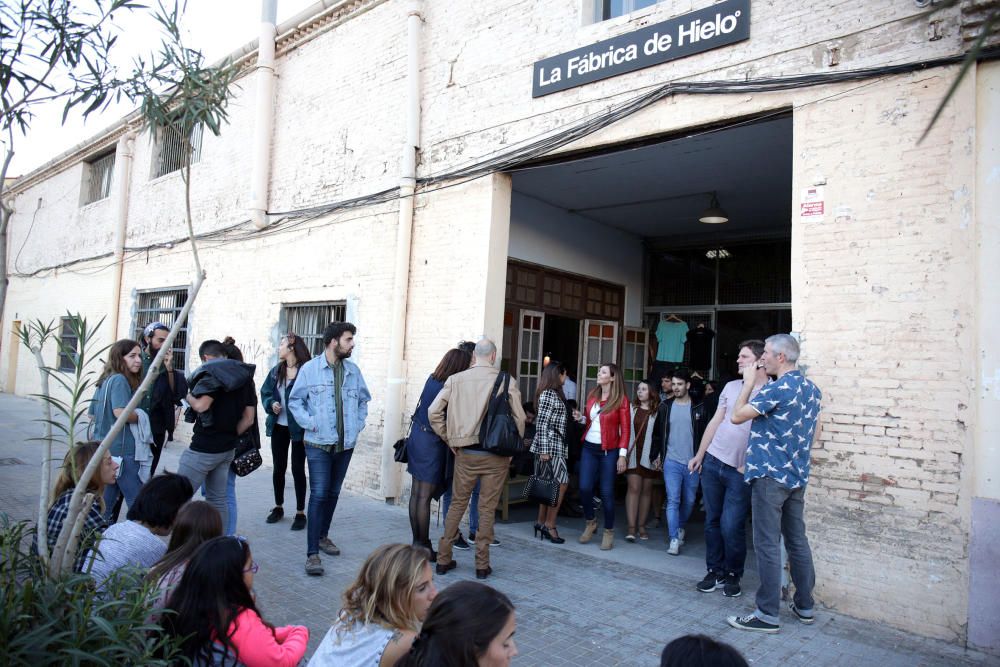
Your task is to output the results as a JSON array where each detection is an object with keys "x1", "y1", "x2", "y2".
[{"x1": 668, "y1": 538, "x2": 680, "y2": 555}]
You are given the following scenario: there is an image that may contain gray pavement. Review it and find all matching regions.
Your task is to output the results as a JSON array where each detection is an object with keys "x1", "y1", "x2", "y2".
[{"x1": 0, "y1": 392, "x2": 994, "y2": 666}]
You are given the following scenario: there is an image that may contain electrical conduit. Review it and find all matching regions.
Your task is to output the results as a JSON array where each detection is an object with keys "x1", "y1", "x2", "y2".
[
  {"x1": 110, "y1": 130, "x2": 137, "y2": 337},
  {"x1": 250, "y1": 0, "x2": 278, "y2": 230}
]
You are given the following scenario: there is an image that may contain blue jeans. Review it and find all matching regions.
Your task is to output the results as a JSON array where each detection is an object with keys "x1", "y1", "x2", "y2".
[
  {"x1": 305, "y1": 444, "x2": 355, "y2": 556},
  {"x1": 751, "y1": 476, "x2": 815, "y2": 625},
  {"x1": 442, "y1": 479, "x2": 480, "y2": 535},
  {"x1": 579, "y1": 442, "x2": 616, "y2": 529},
  {"x1": 663, "y1": 459, "x2": 699, "y2": 540},
  {"x1": 701, "y1": 452, "x2": 751, "y2": 576},
  {"x1": 226, "y1": 470, "x2": 238, "y2": 535},
  {"x1": 102, "y1": 455, "x2": 143, "y2": 521}
]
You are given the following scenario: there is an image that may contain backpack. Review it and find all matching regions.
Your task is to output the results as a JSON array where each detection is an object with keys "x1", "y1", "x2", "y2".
[{"x1": 478, "y1": 372, "x2": 523, "y2": 457}]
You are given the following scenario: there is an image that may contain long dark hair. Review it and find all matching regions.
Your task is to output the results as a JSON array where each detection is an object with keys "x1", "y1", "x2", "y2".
[
  {"x1": 534, "y1": 361, "x2": 565, "y2": 406},
  {"x1": 277, "y1": 332, "x2": 311, "y2": 385},
  {"x1": 162, "y1": 536, "x2": 272, "y2": 664},
  {"x1": 430, "y1": 348, "x2": 471, "y2": 383},
  {"x1": 146, "y1": 501, "x2": 222, "y2": 585},
  {"x1": 96, "y1": 339, "x2": 141, "y2": 390},
  {"x1": 396, "y1": 581, "x2": 514, "y2": 667}
]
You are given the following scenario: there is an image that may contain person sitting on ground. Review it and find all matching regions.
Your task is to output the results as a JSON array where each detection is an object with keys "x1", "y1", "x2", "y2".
[
  {"x1": 660, "y1": 634, "x2": 748, "y2": 667},
  {"x1": 161, "y1": 535, "x2": 309, "y2": 666},
  {"x1": 84, "y1": 472, "x2": 194, "y2": 591},
  {"x1": 394, "y1": 580, "x2": 518, "y2": 667},
  {"x1": 309, "y1": 544, "x2": 437, "y2": 666},
  {"x1": 146, "y1": 500, "x2": 223, "y2": 621},
  {"x1": 37, "y1": 441, "x2": 118, "y2": 570}
]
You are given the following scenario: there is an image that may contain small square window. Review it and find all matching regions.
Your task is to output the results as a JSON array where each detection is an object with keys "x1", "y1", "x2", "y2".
[
  {"x1": 133, "y1": 288, "x2": 190, "y2": 371},
  {"x1": 80, "y1": 151, "x2": 115, "y2": 205},
  {"x1": 281, "y1": 302, "x2": 348, "y2": 357},
  {"x1": 592, "y1": 0, "x2": 659, "y2": 22}
]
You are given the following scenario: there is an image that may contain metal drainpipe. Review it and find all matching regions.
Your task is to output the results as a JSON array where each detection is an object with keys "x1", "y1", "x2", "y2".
[
  {"x1": 251, "y1": 0, "x2": 278, "y2": 230},
  {"x1": 380, "y1": 1, "x2": 422, "y2": 501},
  {"x1": 110, "y1": 130, "x2": 137, "y2": 337}
]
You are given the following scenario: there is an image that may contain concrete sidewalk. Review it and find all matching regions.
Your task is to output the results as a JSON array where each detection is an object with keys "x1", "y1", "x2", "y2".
[{"x1": 0, "y1": 392, "x2": 993, "y2": 666}]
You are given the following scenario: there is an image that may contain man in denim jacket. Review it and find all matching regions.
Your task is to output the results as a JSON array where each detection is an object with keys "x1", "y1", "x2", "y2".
[{"x1": 288, "y1": 321, "x2": 371, "y2": 576}]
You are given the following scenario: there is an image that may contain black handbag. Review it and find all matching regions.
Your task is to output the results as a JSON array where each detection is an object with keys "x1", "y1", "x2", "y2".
[
  {"x1": 479, "y1": 372, "x2": 524, "y2": 457},
  {"x1": 523, "y1": 474, "x2": 559, "y2": 507},
  {"x1": 230, "y1": 432, "x2": 262, "y2": 477},
  {"x1": 393, "y1": 437, "x2": 408, "y2": 463}
]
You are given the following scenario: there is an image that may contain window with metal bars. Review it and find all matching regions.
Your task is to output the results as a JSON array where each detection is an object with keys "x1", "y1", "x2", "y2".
[
  {"x1": 132, "y1": 288, "x2": 190, "y2": 371},
  {"x1": 281, "y1": 302, "x2": 347, "y2": 357},
  {"x1": 151, "y1": 123, "x2": 203, "y2": 179},
  {"x1": 58, "y1": 316, "x2": 80, "y2": 372},
  {"x1": 81, "y1": 151, "x2": 115, "y2": 205}
]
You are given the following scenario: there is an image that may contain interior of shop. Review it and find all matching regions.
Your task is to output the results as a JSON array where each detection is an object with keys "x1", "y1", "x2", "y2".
[{"x1": 493, "y1": 112, "x2": 793, "y2": 562}]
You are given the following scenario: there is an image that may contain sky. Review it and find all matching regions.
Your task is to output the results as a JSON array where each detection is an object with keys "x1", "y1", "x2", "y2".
[{"x1": 9, "y1": 0, "x2": 315, "y2": 177}]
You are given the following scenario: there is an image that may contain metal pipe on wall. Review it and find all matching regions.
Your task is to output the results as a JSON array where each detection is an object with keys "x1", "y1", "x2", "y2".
[
  {"x1": 250, "y1": 0, "x2": 278, "y2": 230},
  {"x1": 380, "y1": 1, "x2": 422, "y2": 501},
  {"x1": 109, "y1": 130, "x2": 137, "y2": 337}
]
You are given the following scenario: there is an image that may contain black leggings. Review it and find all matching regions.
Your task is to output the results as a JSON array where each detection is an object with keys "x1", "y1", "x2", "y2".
[
  {"x1": 408, "y1": 479, "x2": 438, "y2": 549},
  {"x1": 271, "y1": 424, "x2": 307, "y2": 511}
]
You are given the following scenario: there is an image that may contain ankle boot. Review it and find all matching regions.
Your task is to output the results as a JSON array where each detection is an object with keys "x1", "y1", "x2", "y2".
[
  {"x1": 600, "y1": 528, "x2": 614, "y2": 550},
  {"x1": 579, "y1": 519, "x2": 598, "y2": 544}
]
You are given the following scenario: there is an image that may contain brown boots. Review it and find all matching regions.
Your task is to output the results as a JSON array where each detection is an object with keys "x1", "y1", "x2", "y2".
[
  {"x1": 579, "y1": 519, "x2": 598, "y2": 543},
  {"x1": 600, "y1": 529, "x2": 614, "y2": 550}
]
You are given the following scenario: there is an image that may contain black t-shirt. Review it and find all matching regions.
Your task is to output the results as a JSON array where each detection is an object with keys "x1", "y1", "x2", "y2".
[
  {"x1": 191, "y1": 382, "x2": 257, "y2": 453},
  {"x1": 687, "y1": 327, "x2": 715, "y2": 371}
]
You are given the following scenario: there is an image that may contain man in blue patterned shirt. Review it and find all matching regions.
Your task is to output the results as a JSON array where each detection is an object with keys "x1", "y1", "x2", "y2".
[{"x1": 726, "y1": 334, "x2": 822, "y2": 633}]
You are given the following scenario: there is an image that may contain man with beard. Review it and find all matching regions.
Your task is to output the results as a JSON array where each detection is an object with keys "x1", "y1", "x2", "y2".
[
  {"x1": 289, "y1": 322, "x2": 371, "y2": 576},
  {"x1": 139, "y1": 322, "x2": 187, "y2": 475}
]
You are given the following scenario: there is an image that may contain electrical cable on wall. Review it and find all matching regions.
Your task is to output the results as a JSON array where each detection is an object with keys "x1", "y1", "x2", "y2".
[{"x1": 10, "y1": 46, "x2": 999, "y2": 279}]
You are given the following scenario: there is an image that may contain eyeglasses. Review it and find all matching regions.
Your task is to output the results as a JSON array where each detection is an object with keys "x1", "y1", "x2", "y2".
[
  {"x1": 244, "y1": 560, "x2": 259, "y2": 574},
  {"x1": 232, "y1": 535, "x2": 256, "y2": 573}
]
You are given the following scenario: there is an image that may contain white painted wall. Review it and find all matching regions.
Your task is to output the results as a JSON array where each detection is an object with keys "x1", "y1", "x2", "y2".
[{"x1": 507, "y1": 192, "x2": 644, "y2": 325}]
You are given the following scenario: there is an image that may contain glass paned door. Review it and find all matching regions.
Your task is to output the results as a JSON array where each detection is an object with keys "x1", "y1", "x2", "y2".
[
  {"x1": 579, "y1": 319, "x2": 618, "y2": 400},
  {"x1": 517, "y1": 310, "x2": 544, "y2": 400},
  {"x1": 621, "y1": 327, "x2": 648, "y2": 399}
]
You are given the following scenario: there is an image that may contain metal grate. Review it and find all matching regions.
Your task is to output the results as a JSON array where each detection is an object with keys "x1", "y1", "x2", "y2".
[
  {"x1": 82, "y1": 152, "x2": 115, "y2": 204},
  {"x1": 58, "y1": 316, "x2": 80, "y2": 372},
  {"x1": 152, "y1": 123, "x2": 203, "y2": 179},
  {"x1": 133, "y1": 288, "x2": 190, "y2": 371},
  {"x1": 281, "y1": 302, "x2": 347, "y2": 357}
]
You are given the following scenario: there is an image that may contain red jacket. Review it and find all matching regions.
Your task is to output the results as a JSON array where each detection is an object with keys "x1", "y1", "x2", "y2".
[{"x1": 582, "y1": 394, "x2": 631, "y2": 452}]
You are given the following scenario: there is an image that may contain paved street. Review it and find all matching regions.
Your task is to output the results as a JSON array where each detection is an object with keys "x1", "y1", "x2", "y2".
[{"x1": 0, "y1": 392, "x2": 994, "y2": 666}]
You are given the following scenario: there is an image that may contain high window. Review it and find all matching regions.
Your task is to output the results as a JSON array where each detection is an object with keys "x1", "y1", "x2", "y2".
[
  {"x1": 280, "y1": 302, "x2": 347, "y2": 357},
  {"x1": 152, "y1": 123, "x2": 203, "y2": 179},
  {"x1": 133, "y1": 287, "x2": 190, "y2": 371},
  {"x1": 593, "y1": 0, "x2": 659, "y2": 22},
  {"x1": 80, "y1": 151, "x2": 115, "y2": 205}
]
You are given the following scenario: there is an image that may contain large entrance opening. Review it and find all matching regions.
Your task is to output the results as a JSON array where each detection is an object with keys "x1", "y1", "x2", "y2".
[{"x1": 499, "y1": 112, "x2": 793, "y2": 573}]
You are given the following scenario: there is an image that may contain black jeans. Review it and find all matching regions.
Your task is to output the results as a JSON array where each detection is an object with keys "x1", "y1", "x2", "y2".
[{"x1": 271, "y1": 424, "x2": 307, "y2": 511}]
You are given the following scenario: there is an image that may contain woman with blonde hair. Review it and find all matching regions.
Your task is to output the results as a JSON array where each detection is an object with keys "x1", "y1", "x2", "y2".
[
  {"x1": 38, "y1": 441, "x2": 118, "y2": 570},
  {"x1": 574, "y1": 363, "x2": 631, "y2": 550},
  {"x1": 309, "y1": 544, "x2": 437, "y2": 666},
  {"x1": 624, "y1": 380, "x2": 659, "y2": 542}
]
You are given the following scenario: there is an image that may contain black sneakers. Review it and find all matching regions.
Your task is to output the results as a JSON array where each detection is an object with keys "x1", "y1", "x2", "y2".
[
  {"x1": 696, "y1": 571, "x2": 725, "y2": 593},
  {"x1": 722, "y1": 573, "x2": 742, "y2": 597},
  {"x1": 789, "y1": 602, "x2": 816, "y2": 624},
  {"x1": 266, "y1": 507, "x2": 283, "y2": 523},
  {"x1": 727, "y1": 614, "x2": 779, "y2": 634},
  {"x1": 452, "y1": 532, "x2": 471, "y2": 550}
]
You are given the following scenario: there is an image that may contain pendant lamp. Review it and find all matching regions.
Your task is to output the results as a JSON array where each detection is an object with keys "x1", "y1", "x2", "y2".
[{"x1": 699, "y1": 192, "x2": 729, "y2": 224}]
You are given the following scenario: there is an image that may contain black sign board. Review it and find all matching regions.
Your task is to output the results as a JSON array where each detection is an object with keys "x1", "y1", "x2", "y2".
[{"x1": 532, "y1": 0, "x2": 750, "y2": 98}]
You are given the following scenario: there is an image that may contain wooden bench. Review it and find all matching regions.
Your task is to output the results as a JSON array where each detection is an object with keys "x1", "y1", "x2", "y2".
[{"x1": 498, "y1": 474, "x2": 531, "y2": 522}]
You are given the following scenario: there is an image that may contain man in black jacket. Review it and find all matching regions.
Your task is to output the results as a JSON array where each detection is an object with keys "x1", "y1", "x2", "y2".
[{"x1": 651, "y1": 368, "x2": 709, "y2": 555}]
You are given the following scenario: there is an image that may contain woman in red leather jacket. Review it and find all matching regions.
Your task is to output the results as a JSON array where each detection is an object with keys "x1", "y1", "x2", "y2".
[{"x1": 572, "y1": 363, "x2": 631, "y2": 550}]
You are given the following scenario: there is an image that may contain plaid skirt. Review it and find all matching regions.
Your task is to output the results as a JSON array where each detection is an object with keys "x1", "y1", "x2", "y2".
[{"x1": 534, "y1": 453, "x2": 569, "y2": 485}]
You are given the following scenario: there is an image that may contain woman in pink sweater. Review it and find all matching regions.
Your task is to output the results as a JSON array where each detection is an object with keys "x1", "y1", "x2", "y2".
[{"x1": 161, "y1": 535, "x2": 308, "y2": 666}]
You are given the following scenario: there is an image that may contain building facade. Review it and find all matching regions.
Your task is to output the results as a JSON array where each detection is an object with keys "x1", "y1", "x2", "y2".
[{"x1": 2, "y1": 0, "x2": 998, "y2": 651}]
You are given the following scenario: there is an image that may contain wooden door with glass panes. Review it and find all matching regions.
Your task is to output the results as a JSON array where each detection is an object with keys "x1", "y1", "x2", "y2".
[
  {"x1": 621, "y1": 327, "x2": 648, "y2": 399},
  {"x1": 517, "y1": 310, "x2": 544, "y2": 401},
  {"x1": 579, "y1": 319, "x2": 618, "y2": 400}
]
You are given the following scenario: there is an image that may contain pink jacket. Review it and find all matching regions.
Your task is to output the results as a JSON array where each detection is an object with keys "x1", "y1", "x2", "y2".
[{"x1": 225, "y1": 608, "x2": 309, "y2": 667}]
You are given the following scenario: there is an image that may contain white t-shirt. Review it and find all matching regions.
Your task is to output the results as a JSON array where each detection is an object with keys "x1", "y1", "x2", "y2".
[
  {"x1": 585, "y1": 402, "x2": 602, "y2": 444},
  {"x1": 308, "y1": 622, "x2": 396, "y2": 667},
  {"x1": 86, "y1": 520, "x2": 167, "y2": 591}
]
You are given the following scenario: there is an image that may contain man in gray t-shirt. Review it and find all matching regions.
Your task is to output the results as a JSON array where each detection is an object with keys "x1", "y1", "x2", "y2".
[{"x1": 650, "y1": 369, "x2": 709, "y2": 555}]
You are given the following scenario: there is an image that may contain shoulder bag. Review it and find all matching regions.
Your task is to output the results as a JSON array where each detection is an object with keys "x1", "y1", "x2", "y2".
[
  {"x1": 479, "y1": 372, "x2": 524, "y2": 457},
  {"x1": 231, "y1": 431, "x2": 262, "y2": 477},
  {"x1": 523, "y1": 474, "x2": 559, "y2": 507}
]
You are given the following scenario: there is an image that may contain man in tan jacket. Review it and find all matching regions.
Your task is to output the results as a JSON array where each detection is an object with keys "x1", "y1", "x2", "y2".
[{"x1": 430, "y1": 338, "x2": 526, "y2": 579}]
